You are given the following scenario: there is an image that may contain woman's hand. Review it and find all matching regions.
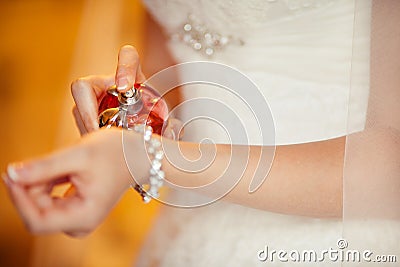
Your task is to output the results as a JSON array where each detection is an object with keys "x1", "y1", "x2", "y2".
[
  {"x1": 71, "y1": 44, "x2": 183, "y2": 140},
  {"x1": 71, "y1": 45, "x2": 146, "y2": 135},
  {"x1": 2, "y1": 128, "x2": 141, "y2": 237}
]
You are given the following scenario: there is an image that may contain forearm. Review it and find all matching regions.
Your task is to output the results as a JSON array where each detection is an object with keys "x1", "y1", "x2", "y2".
[
  {"x1": 167, "y1": 138, "x2": 344, "y2": 218},
  {"x1": 226, "y1": 138, "x2": 344, "y2": 218},
  {"x1": 129, "y1": 132, "x2": 345, "y2": 218}
]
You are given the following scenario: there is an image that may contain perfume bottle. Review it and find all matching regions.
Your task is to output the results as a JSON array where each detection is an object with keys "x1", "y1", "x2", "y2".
[{"x1": 98, "y1": 83, "x2": 168, "y2": 135}]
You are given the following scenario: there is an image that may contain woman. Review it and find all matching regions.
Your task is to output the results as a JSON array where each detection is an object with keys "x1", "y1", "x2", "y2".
[{"x1": 4, "y1": 0, "x2": 399, "y2": 266}]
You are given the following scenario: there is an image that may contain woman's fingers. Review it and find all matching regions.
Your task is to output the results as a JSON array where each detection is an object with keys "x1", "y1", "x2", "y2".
[
  {"x1": 6, "y1": 146, "x2": 84, "y2": 186},
  {"x1": 72, "y1": 105, "x2": 88, "y2": 136},
  {"x1": 115, "y1": 45, "x2": 146, "y2": 92},
  {"x1": 36, "y1": 196, "x2": 90, "y2": 234},
  {"x1": 71, "y1": 78, "x2": 101, "y2": 133},
  {"x1": 71, "y1": 75, "x2": 114, "y2": 133},
  {"x1": 7, "y1": 181, "x2": 42, "y2": 232},
  {"x1": 4, "y1": 168, "x2": 96, "y2": 234},
  {"x1": 7, "y1": 180, "x2": 90, "y2": 234}
]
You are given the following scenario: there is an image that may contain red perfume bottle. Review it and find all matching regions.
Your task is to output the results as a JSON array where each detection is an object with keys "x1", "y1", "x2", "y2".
[{"x1": 98, "y1": 83, "x2": 168, "y2": 135}]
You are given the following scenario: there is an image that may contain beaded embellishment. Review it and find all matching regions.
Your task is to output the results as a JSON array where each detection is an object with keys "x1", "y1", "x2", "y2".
[{"x1": 171, "y1": 14, "x2": 244, "y2": 57}]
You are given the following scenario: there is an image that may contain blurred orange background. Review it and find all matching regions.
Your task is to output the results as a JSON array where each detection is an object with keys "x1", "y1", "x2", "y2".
[{"x1": 0, "y1": 0, "x2": 160, "y2": 266}]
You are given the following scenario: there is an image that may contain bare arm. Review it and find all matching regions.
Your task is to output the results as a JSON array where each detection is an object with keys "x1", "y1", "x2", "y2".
[
  {"x1": 171, "y1": 139, "x2": 343, "y2": 217},
  {"x1": 126, "y1": 132, "x2": 344, "y2": 218},
  {"x1": 2, "y1": 125, "x2": 343, "y2": 236}
]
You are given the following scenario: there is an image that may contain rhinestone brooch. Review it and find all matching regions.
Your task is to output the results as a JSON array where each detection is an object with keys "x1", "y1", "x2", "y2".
[{"x1": 172, "y1": 14, "x2": 244, "y2": 57}]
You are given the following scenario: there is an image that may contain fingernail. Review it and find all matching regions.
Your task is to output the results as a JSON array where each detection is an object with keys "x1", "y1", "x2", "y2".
[
  {"x1": 117, "y1": 77, "x2": 129, "y2": 91},
  {"x1": 7, "y1": 163, "x2": 26, "y2": 182},
  {"x1": 7, "y1": 164, "x2": 19, "y2": 182}
]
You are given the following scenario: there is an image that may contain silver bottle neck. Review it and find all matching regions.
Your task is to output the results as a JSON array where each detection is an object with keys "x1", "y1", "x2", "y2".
[
  {"x1": 106, "y1": 85, "x2": 141, "y2": 106},
  {"x1": 118, "y1": 88, "x2": 141, "y2": 105}
]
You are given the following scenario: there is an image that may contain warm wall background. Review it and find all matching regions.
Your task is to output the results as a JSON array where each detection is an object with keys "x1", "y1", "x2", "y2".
[{"x1": 0, "y1": 1, "x2": 159, "y2": 266}]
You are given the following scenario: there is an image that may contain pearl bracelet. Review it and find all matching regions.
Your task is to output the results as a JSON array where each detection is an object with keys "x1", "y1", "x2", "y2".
[{"x1": 132, "y1": 125, "x2": 165, "y2": 203}]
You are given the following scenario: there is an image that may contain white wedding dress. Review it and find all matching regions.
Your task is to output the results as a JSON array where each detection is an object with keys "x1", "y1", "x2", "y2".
[{"x1": 134, "y1": 1, "x2": 398, "y2": 266}]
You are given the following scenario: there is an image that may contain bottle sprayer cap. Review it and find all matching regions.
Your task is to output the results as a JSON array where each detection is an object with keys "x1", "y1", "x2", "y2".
[{"x1": 106, "y1": 84, "x2": 141, "y2": 105}]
